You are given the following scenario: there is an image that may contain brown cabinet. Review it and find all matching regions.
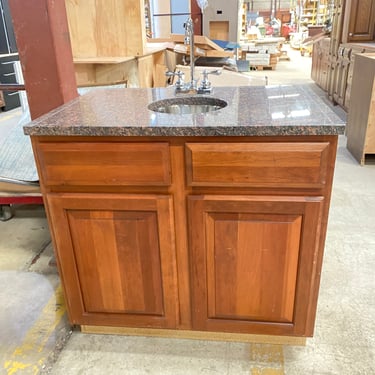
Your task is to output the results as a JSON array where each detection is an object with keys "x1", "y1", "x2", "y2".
[
  {"x1": 46, "y1": 193, "x2": 178, "y2": 328},
  {"x1": 311, "y1": 37, "x2": 330, "y2": 91},
  {"x1": 189, "y1": 195, "x2": 324, "y2": 336},
  {"x1": 32, "y1": 135, "x2": 338, "y2": 338},
  {"x1": 345, "y1": 0, "x2": 375, "y2": 42},
  {"x1": 316, "y1": 0, "x2": 375, "y2": 108},
  {"x1": 346, "y1": 53, "x2": 375, "y2": 164}
]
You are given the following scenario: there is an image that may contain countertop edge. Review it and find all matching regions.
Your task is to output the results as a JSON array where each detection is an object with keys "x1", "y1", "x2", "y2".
[{"x1": 24, "y1": 125, "x2": 346, "y2": 137}]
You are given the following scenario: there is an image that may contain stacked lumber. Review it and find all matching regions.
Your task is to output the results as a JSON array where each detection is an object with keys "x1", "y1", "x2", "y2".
[{"x1": 171, "y1": 34, "x2": 234, "y2": 58}]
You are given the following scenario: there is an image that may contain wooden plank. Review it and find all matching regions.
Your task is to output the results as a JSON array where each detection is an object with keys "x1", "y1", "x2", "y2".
[
  {"x1": 95, "y1": 60, "x2": 139, "y2": 87},
  {"x1": 365, "y1": 78, "x2": 375, "y2": 153},
  {"x1": 209, "y1": 21, "x2": 229, "y2": 41},
  {"x1": 153, "y1": 64, "x2": 168, "y2": 87},
  {"x1": 81, "y1": 325, "x2": 307, "y2": 346},
  {"x1": 65, "y1": 0, "x2": 145, "y2": 58},
  {"x1": 171, "y1": 34, "x2": 224, "y2": 51},
  {"x1": 65, "y1": 0, "x2": 97, "y2": 58},
  {"x1": 73, "y1": 57, "x2": 135, "y2": 64},
  {"x1": 138, "y1": 55, "x2": 154, "y2": 88},
  {"x1": 205, "y1": 50, "x2": 234, "y2": 58},
  {"x1": 74, "y1": 64, "x2": 97, "y2": 86}
]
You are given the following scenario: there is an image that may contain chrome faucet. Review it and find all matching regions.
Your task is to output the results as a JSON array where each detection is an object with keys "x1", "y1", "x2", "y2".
[
  {"x1": 184, "y1": 17, "x2": 196, "y2": 91},
  {"x1": 165, "y1": 17, "x2": 222, "y2": 94}
]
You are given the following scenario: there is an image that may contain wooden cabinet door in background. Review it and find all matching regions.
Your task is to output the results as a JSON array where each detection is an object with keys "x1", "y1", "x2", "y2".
[
  {"x1": 47, "y1": 193, "x2": 178, "y2": 329},
  {"x1": 188, "y1": 195, "x2": 324, "y2": 336},
  {"x1": 346, "y1": 0, "x2": 375, "y2": 42}
]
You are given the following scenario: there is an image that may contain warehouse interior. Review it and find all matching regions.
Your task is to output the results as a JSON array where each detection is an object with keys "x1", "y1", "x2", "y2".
[{"x1": 0, "y1": 0, "x2": 375, "y2": 374}]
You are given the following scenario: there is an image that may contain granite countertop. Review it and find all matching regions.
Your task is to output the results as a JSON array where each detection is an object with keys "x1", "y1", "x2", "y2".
[{"x1": 23, "y1": 84, "x2": 346, "y2": 137}]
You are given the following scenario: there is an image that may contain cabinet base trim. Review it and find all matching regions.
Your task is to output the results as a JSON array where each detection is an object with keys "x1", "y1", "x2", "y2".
[{"x1": 80, "y1": 325, "x2": 306, "y2": 346}]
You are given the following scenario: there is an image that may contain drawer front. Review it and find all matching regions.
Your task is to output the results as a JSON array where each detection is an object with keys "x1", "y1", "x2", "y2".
[
  {"x1": 0, "y1": 60, "x2": 18, "y2": 84},
  {"x1": 37, "y1": 142, "x2": 171, "y2": 186},
  {"x1": 185, "y1": 142, "x2": 330, "y2": 189}
]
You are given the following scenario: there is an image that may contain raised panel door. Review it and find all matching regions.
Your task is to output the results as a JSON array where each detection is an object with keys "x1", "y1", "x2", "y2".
[
  {"x1": 347, "y1": 0, "x2": 375, "y2": 42},
  {"x1": 47, "y1": 193, "x2": 178, "y2": 329},
  {"x1": 189, "y1": 195, "x2": 324, "y2": 336}
]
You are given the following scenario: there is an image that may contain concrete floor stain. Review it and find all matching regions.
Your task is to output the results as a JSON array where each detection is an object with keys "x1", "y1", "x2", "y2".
[{"x1": 3, "y1": 285, "x2": 66, "y2": 374}]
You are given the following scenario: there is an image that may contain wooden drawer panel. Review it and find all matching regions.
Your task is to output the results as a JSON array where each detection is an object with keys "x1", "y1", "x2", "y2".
[
  {"x1": 185, "y1": 142, "x2": 330, "y2": 188},
  {"x1": 37, "y1": 142, "x2": 171, "y2": 186}
]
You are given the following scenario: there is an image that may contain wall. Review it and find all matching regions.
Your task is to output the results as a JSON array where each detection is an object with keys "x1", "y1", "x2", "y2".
[
  {"x1": 202, "y1": 0, "x2": 240, "y2": 42},
  {"x1": 246, "y1": 0, "x2": 291, "y2": 12}
]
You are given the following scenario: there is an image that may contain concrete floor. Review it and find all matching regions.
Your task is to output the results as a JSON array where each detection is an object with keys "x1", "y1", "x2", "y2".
[{"x1": 1, "y1": 45, "x2": 375, "y2": 374}]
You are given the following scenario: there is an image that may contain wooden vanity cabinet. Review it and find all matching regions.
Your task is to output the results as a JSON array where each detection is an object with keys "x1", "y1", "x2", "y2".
[{"x1": 32, "y1": 135, "x2": 338, "y2": 338}]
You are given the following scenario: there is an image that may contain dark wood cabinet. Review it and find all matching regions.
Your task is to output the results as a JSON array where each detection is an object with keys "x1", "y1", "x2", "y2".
[{"x1": 345, "y1": 0, "x2": 375, "y2": 42}]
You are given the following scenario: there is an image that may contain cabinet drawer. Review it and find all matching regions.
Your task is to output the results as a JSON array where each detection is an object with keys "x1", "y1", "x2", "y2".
[
  {"x1": 37, "y1": 142, "x2": 171, "y2": 186},
  {"x1": 185, "y1": 142, "x2": 330, "y2": 188}
]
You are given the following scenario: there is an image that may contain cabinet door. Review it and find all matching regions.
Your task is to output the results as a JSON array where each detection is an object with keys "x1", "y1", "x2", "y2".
[
  {"x1": 47, "y1": 193, "x2": 178, "y2": 329},
  {"x1": 347, "y1": 0, "x2": 375, "y2": 42},
  {"x1": 188, "y1": 195, "x2": 324, "y2": 336}
]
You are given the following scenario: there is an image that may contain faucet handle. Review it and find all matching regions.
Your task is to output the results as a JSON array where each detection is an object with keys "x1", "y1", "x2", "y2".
[
  {"x1": 198, "y1": 69, "x2": 222, "y2": 93},
  {"x1": 166, "y1": 70, "x2": 185, "y2": 88},
  {"x1": 201, "y1": 69, "x2": 221, "y2": 84},
  {"x1": 202, "y1": 69, "x2": 221, "y2": 78}
]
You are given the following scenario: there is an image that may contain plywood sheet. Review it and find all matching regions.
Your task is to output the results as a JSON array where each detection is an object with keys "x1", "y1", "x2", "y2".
[
  {"x1": 365, "y1": 78, "x2": 375, "y2": 153},
  {"x1": 171, "y1": 34, "x2": 224, "y2": 51},
  {"x1": 209, "y1": 21, "x2": 229, "y2": 42},
  {"x1": 65, "y1": 0, "x2": 145, "y2": 58}
]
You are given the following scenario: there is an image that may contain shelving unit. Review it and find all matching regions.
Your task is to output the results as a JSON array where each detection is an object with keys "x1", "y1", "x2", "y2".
[{"x1": 291, "y1": 0, "x2": 331, "y2": 30}]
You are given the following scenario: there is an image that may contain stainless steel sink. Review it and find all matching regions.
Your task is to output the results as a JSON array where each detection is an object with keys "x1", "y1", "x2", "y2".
[{"x1": 148, "y1": 97, "x2": 227, "y2": 114}]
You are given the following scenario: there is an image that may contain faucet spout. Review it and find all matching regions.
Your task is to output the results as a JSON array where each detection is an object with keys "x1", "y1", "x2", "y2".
[{"x1": 184, "y1": 17, "x2": 196, "y2": 90}]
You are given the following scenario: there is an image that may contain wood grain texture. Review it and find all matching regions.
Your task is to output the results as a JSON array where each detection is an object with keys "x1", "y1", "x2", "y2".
[
  {"x1": 37, "y1": 142, "x2": 171, "y2": 186},
  {"x1": 185, "y1": 142, "x2": 330, "y2": 188},
  {"x1": 65, "y1": 0, "x2": 145, "y2": 58},
  {"x1": 189, "y1": 195, "x2": 324, "y2": 336},
  {"x1": 31, "y1": 135, "x2": 338, "y2": 337},
  {"x1": 47, "y1": 193, "x2": 178, "y2": 328},
  {"x1": 346, "y1": 0, "x2": 375, "y2": 42}
]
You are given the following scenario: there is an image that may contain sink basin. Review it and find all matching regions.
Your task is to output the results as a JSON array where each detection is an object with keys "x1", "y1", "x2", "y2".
[{"x1": 148, "y1": 97, "x2": 227, "y2": 114}]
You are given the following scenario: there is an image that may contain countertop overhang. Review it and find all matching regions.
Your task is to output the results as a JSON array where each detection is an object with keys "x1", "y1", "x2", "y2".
[{"x1": 23, "y1": 84, "x2": 346, "y2": 137}]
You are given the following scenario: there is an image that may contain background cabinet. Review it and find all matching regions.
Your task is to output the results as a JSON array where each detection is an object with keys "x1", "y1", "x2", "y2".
[
  {"x1": 313, "y1": 0, "x2": 375, "y2": 111},
  {"x1": 346, "y1": 53, "x2": 375, "y2": 164},
  {"x1": 344, "y1": 0, "x2": 375, "y2": 42},
  {"x1": 0, "y1": 0, "x2": 17, "y2": 54},
  {"x1": 0, "y1": 53, "x2": 21, "y2": 111}
]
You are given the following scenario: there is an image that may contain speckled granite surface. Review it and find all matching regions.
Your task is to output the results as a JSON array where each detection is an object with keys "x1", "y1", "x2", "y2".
[{"x1": 23, "y1": 84, "x2": 346, "y2": 137}]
